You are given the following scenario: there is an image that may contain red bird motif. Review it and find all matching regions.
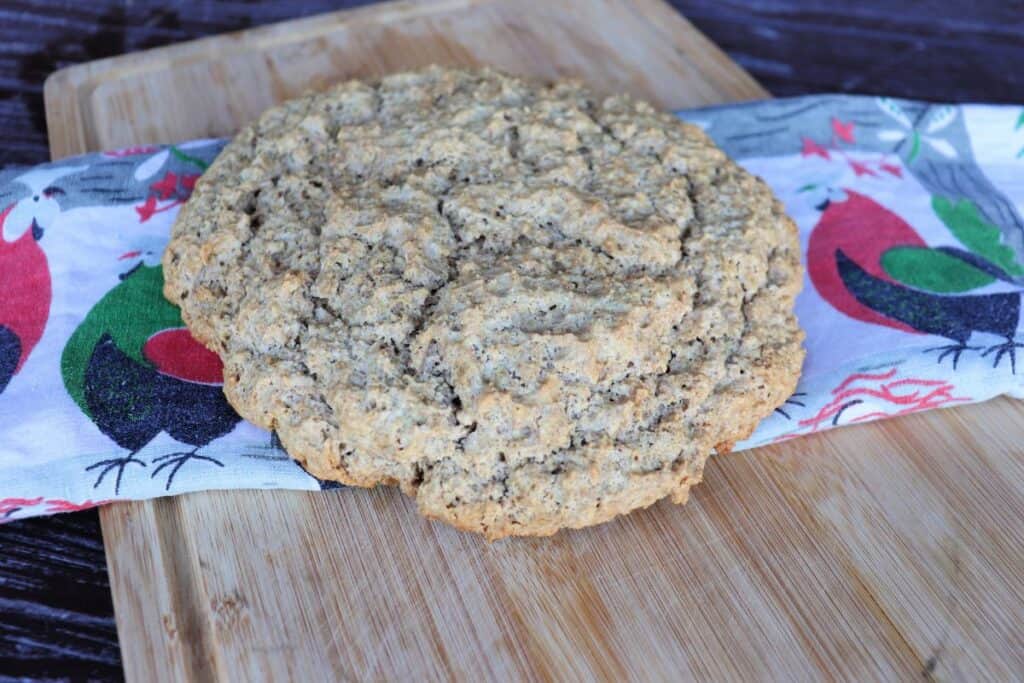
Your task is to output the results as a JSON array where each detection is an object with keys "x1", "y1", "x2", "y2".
[
  {"x1": 808, "y1": 190, "x2": 1024, "y2": 370},
  {"x1": 0, "y1": 204, "x2": 52, "y2": 393},
  {"x1": 807, "y1": 190, "x2": 924, "y2": 334},
  {"x1": 0, "y1": 165, "x2": 82, "y2": 393}
]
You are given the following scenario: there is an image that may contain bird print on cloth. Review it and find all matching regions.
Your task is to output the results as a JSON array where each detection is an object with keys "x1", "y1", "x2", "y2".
[
  {"x1": 808, "y1": 190, "x2": 1024, "y2": 371},
  {"x1": 694, "y1": 96, "x2": 1024, "y2": 375},
  {"x1": 0, "y1": 166, "x2": 85, "y2": 394},
  {"x1": 697, "y1": 97, "x2": 1024, "y2": 268},
  {"x1": 61, "y1": 262, "x2": 240, "y2": 494}
]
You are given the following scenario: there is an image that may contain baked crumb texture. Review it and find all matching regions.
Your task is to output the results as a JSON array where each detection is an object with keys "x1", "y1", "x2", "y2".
[{"x1": 163, "y1": 67, "x2": 804, "y2": 539}]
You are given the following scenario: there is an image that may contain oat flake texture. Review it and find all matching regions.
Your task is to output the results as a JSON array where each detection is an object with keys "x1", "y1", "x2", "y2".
[{"x1": 163, "y1": 67, "x2": 804, "y2": 538}]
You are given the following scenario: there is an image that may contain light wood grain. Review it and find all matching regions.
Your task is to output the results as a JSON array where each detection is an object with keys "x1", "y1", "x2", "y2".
[
  {"x1": 44, "y1": 0, "x2": 765, "y2": 160},
  {"x1": 44, "y1": 0, "x2": 1024, "y2": 680}
]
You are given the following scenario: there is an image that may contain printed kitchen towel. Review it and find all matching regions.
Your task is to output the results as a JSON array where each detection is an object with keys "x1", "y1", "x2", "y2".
[{"x1": 2, "y1": 95, "x2": 1023, "y2": 521}]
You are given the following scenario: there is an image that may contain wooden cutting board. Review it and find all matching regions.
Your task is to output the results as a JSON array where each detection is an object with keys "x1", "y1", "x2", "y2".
[{"x1": 44, "y1": 0, "x2": 1024, "y2": 679}]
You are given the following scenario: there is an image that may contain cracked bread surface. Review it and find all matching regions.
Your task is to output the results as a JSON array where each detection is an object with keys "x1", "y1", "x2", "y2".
[{"x1": 163, "y1": 66, "x2": 804, "y2": 539}]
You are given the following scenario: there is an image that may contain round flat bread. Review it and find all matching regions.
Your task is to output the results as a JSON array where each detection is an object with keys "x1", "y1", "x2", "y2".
[{"x1": 163, "y1": 66, "x2": 804, "y2": 539}]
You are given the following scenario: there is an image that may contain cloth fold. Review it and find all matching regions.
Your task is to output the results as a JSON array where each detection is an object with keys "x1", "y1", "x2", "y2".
[{"x1": 2, "y1": 95, "x2": 1023, "y2": 521}]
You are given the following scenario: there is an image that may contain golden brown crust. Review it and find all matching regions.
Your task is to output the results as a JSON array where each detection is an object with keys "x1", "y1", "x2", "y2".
[{"x1": 163, "y1": 66, "x2": 804, "y2": 538}]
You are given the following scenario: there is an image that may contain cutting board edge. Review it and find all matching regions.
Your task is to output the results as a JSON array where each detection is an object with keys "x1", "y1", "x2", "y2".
[
  {"x1": 44, "y1": 0, "x2": 479, "y2": 91},
  {"x1": 43, "y1": 0, "x2": 479, "y2": 160},
  {"x1": 43, "y1": 0, "x2": 768, "y2": 161}
]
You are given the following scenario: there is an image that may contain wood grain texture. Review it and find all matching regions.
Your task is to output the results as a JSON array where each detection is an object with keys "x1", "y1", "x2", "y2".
[
  {"x1": 667, "y1": 0, "x2": 1024, "y2": 102},
  {"x1": 7, "y1": 0, "x2": 1023, "y2": 166},
  {"x1": 33, "y1": 0, "x2": 1024, "y2": 680},
  {"x1": 93, "y1": 399, "x2": 1024, "y2": 681},
  {"x1": 0, "y1": 512, "x2": 121, "y2": 680},
  {"x1": 44, "y1": 0, "x2": 764, "y2": 159}
]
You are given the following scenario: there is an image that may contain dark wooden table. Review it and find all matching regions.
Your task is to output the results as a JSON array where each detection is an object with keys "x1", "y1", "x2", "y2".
[{"x1": 1, "y1": 0, "x2": 1021, "y2": 678}]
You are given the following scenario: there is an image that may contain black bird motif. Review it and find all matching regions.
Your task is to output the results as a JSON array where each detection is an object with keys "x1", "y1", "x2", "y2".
[{"x1": 837, "y1": 249, "x2": 1024, "y2": 370}]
